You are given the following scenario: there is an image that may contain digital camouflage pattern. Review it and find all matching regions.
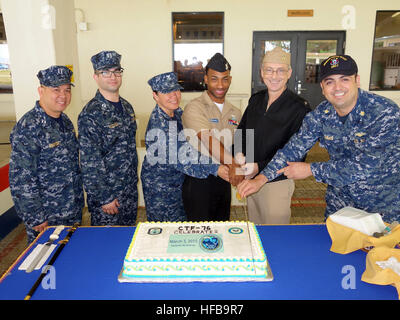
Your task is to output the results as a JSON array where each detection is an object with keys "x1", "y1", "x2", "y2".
[
  {"x1": 147, "y1": 72, "x2": 183, "y2": 94},
  {"x1": 78, "y1": 90, "x2": 138, "y2": 226},
  {"x1": 261, "y1": 89, "x2": 400, "y2": 222},
  {"x1": 90, "y1": 50, "x2": 121, "y2": 71},
  {"x1": 36, "y1": 65, "x2": 74, "y2": 87},
  {"x1": 141, "y1": 105, "x2": 219, "y2": 222},
  {"x1": 9, "y1": 102, "x2": 84, "y2": 243}
]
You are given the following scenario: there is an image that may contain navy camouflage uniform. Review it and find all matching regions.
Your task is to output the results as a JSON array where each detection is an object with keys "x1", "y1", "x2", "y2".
[
  {"x1": 141, "y1": 72, "x2": 219, "y2": 221},
  {"x1": 9, "y1": 66, "x2": 83, "y2": 243},
  {"x1": 261, "y1": 89, "x2": 400, "y2": 223},
  {"x1": 78, "y1": 51, "x2": 138, "y2": 226}
]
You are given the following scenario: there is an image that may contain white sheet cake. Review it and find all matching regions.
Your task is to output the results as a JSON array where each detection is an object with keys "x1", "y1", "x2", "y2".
[{"x1": 119, "y1": 221, "x2": 272, "y2": 282}]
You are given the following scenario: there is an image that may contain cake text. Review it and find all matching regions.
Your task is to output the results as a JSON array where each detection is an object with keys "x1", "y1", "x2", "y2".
[{"x1": 174, "y1": 225, "x2": 218, "y2": 234}]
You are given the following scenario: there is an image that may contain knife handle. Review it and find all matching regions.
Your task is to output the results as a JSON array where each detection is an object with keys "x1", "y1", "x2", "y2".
[{"x1": 51, "y1": 225, "x2": 64, "y2": 240}]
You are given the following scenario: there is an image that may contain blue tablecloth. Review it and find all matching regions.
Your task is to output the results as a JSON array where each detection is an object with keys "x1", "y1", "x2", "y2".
[{"x1": 0, "y1": 225, "x2": 397, "y2": 300}]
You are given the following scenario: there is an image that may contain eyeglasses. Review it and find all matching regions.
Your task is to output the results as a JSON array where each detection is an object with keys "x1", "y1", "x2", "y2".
[
  {"x1": 262, "y1": 68, "x2": 289, "y2": 76},
  {"x1": 96, "y1": 68, "x2": 124, "y2": 78}
]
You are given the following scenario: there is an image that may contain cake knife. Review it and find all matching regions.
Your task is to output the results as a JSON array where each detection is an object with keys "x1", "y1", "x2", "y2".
[
  {"x1": 25, "y1": 225, "x2": 64, "y2": 273},
  {"x1": 242, "y1": 197, "x2": 258, "y2": 276}
]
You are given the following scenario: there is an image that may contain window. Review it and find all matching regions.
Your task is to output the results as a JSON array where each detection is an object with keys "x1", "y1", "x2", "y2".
[
  {"x1": 172, "y1": 12, "x2": 224, "y2": 91},
  {"x1": 305, "y1": 40, "x2": 337, "y2": 84},
  {"x1": 370, "y1": 11, "x2": 400, "y2": 90},
  {"x1": 0, "y1": 13, "x2": 12, "y2": 93}
]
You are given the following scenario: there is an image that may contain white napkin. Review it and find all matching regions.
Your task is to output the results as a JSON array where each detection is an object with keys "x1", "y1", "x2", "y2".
[
  {"x1": 18, "y1": 244, "x2": 57, "y2": 271},
  {"x1": 376, "y1": 257, "x2": 400, "y2": 276}
]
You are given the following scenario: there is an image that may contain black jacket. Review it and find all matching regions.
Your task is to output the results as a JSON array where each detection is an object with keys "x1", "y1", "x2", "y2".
[{"x1": 234, "y1": 88, "x2": 311, "y2": 183}]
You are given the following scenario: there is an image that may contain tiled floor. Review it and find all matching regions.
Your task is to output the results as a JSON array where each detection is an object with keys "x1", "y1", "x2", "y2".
[{"x1": 0, "y1": 120, "x2": 329, "y2": 278}]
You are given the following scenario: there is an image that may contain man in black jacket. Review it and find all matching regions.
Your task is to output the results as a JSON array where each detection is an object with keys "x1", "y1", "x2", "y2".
[{"x1": 234, "y1": 47, "x2": 311, "y2": 224}]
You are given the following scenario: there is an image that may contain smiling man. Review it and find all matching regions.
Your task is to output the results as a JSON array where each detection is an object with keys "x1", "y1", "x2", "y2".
[
  {"x1": 234, "y1": 47, "x2": 310, "y2": 224},
  {"x1": 238, "y1": 55, "x2": 400, "y2": 223},
  {"x1": 78, "y1": 51, "x2": 138, "y2": 226},
  {"x1": 182, "y1": 53, "x2": 242, "y2": 222},
  {"x1": 9, "y1": 66, "x2": 84, "y2": 243}
]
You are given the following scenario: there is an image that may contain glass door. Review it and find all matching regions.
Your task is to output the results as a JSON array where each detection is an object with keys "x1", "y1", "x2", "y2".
[{"x1": 252, "y1": 31, "x2": 346, "y2": 108}]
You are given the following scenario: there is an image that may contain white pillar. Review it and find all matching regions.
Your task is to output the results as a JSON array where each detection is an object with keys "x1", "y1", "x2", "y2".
[
  {"x1": 49, "y1": 0, "x2": 82, "y2": 126},
  {"x1": 1, "y1": 0, "x2": 81, "y2": 127}
]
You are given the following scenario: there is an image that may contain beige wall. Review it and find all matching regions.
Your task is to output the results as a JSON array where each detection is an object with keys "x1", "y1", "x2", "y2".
[
  {"x1": 0, "y1": 94, "x2": 14, "y2": 120},
  {"x1": 74, "y1": 0, "x2": 400, "y2": 111},
  {"x1": 1, "y1": 0, "x2": 399, "y2": 122}
]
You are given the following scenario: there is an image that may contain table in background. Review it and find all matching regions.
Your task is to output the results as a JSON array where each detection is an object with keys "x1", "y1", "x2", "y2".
[{"x1": 0, "y1": 225, "x2": 397, "y2": 300}]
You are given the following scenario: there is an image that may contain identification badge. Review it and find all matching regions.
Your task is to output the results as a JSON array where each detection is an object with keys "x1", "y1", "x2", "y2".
[{"x1": 48, "y1": 141, "x2": 60, "y2": 148}]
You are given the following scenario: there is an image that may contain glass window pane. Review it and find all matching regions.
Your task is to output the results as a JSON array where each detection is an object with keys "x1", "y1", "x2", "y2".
[
  {"x1": 259, "y1": 40, "x2": 291, "y2": 69},
  {"x1": 370, "y1": 11, "x2": 400, "y2": 90},
  {"x1": 264, "y1": 41, "x2": 291, "y2": 54},
  {"x1": 173, "y1": 12, "x2": 224, "y2": 91},
  {"x1": 305, "y1": 40, "x2": 337, "y2": 84}
]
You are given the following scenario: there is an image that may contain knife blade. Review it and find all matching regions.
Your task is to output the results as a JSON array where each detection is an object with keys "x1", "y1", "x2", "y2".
[{"x1": 25, "y1": 225, "x2": 64, "y2": 273}]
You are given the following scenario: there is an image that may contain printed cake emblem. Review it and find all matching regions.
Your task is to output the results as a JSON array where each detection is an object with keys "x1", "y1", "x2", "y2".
[
  {"x1": 148, "y1": 227, "x2": 162, "y2": 235},
  {"x1": 228, "y1": 227, "x2": 243, "y2": 234},
  {"x1": 200, "y1": 235, "x2": 222, "y2": 252}
]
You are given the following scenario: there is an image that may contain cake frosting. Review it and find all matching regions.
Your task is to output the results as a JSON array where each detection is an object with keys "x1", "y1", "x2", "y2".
[{"x1": 120, "y1": 221, "x2": 272, "y2": 282}]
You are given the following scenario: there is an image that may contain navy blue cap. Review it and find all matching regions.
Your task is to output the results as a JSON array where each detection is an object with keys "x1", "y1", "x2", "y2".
[
  {"x1": 91, "y1": 50, "x2": 121, "y2": 70},
  {"x1": 37, "y1": 65, "x2": 74, "y2": 87},
  {"x1": 148, "y1": 72, "x2": 183, "y2": 94},
  {"x1": 319, "y1": 55, "x2": 358, "y2": 82},
  {"x1": 206, "y1": 53, "x2": 231, "y2": 72}
]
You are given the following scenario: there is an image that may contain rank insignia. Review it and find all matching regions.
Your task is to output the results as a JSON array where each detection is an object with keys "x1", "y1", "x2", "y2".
[
  {"x1": 48, "y1": 141, "x2": 60, "y2": 148},
  {"x1": 355, "y1": 132, "x2": 366, "y2": 137},
  {"x1": 330, "y1": 58, "x2": 339, "y2": 68},
  {"x1": 108, "y1": 122, "x2": 120, "y2": 128},
  {"x1": 210, "y1": 118, "x2": 219, "y2": 123},
  {"x1": 324, "y1": 135, "x2": 334, "y2": 141}
]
